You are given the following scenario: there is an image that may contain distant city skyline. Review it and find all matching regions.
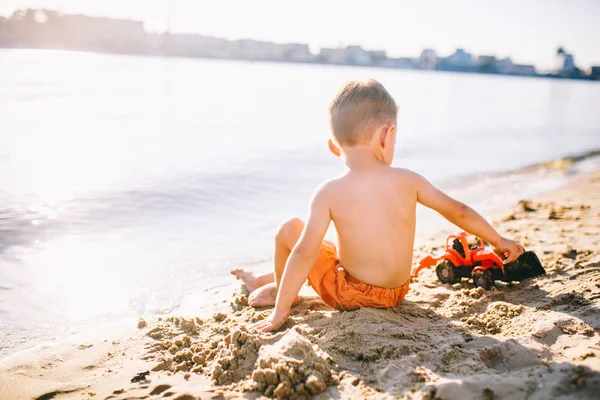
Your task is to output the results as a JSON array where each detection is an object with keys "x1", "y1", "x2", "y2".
[{"x1": 1, "y1": 0, "x2": 599, "y2": 70}]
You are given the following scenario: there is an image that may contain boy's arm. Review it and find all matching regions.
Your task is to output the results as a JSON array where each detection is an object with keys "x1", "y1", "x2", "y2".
[
  {"x1": 413, "y1": 173, "x2": 524, "y2": 263},
  {"x1": 254, "y1": 186, "x2": 331, "y2": 333}
]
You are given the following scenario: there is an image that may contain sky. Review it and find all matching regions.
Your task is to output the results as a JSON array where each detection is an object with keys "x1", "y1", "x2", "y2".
[{"x1": 1, "y1": 0, "x2": 599, "y2": 70}]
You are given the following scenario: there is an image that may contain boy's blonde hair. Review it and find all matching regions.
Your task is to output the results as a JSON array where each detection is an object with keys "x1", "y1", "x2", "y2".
[{"x1": 328, "y1": 79, "x2": 397, "y2": 146}]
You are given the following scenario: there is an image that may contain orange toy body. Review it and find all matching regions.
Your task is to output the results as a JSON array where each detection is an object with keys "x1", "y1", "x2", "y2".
[{"x1": 412, "y1": 232, "x2": 504, "y2": 290}]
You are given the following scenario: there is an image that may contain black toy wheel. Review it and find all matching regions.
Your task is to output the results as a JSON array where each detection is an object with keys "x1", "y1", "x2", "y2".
[
  {"x1": 472, "y1": 270, "x2": 494, "y2": 290},
  {"x1": 436, "y1": 260, "x2": 459, "y2": 285}
]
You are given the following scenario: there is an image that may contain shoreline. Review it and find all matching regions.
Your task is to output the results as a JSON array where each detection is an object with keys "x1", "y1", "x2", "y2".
[
  {"x1": 1, "y1": 170, "x2": 599, "y2": 399},
  {"x1": 3, "y1": 47, "x2": 600, "y2": 84}
]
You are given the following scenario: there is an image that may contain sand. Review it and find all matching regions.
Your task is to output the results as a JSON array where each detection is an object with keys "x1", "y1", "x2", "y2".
[{"x1": 1, "y1": 171, "x2": 599, "y2": 400}]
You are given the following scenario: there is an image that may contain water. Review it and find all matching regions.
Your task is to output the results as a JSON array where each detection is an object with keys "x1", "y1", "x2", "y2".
[{"x1": 1, "y1": 49, "x2": 599, "y2": 356}]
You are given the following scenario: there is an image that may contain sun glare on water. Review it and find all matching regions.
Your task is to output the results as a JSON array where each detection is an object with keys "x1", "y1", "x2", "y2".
[{"x1": 23, "y1": 235, "x2": 136, "y2": 321}]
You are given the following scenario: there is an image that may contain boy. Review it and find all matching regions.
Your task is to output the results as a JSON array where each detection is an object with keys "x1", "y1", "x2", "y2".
[{"x1": 231, "y1": 79, "x2": 524, "y2": 332}]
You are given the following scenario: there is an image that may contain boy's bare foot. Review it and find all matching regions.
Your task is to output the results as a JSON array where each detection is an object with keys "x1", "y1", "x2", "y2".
[
  {"x1": 248, "y1": 283, "x2": 278, "y2": 307},
  {"x1": 247, "y1": 282, "x2": 301, "y2": 308},
  {"x1": 230, "y1": 268, "x2": 261, "y2": 293}
]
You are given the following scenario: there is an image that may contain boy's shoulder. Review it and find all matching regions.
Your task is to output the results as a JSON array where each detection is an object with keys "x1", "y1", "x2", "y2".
[
  {"x1": 389, "y1": 166, "x2": 420, "y2": 178},
  {"x1": 314, "y1": 175, "x2": 346, "y2": 194},
  {"x1": 309, "y1": 174, "x2": 352, "y2": 204},
  {"x1": 386, "y1": 167, "x2": 424, "y2": 187}
]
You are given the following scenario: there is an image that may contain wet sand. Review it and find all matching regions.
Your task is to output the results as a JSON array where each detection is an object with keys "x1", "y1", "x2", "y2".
[{"x1": 1, "y1": 171, "x2": 599, "y2": 400}]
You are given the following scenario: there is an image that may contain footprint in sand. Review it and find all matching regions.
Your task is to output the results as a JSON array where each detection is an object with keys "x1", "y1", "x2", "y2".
[
  {"x1": 107, "y1": 383, "x2": 198, "y2": 399},
  {"x1": 149, "y1": 384, "x2": 171, "y2": 395}
]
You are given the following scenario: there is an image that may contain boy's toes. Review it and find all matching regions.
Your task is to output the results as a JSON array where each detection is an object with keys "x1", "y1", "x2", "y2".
[
  {"x1": 230, "y1": 268, "x2": 260, "y2": 292},
  {"x1": 230, "y1": 268, "x2": 245, "y2": 278}
]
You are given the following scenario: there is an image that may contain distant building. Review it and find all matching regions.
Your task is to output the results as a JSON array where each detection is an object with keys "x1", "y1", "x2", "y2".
[
  {"x1": 281, "y1": 43, "x2": 314, "y2": 62},
  {"x1": 166, "y1": 34, "x2": 234, "y2": 58},
  {"x1": 445, "y1": 48, "x2": 474, "y2": 69},
  {"x1": 394, "y1": 57, "x2": 417, "y2": 69},
  {"x1": 590, "y1": 66, "x2": 600, "y2": 81},
  {"x1": 368, "y1": 50, "x2": 387, "y2": 65},
  {"x1": 59, "y1": 14, "x2": 146, "y2": 52},
  {"x1": 561, "y1": 54, "x2": 575, "y2": 75},
  {"x1": 419, "y1": 49, "x2": 437, "y2": 70},
  {"x1": 318, "y1": 47, "x2": 346, "y2": 64},
  {"x1": 556, "y1": 47, "x2": 577, "y2": 77},
  {"x1": 344, "y1": 45, "x2": 371, "y2": 65},
  {"x1": 509, "y1": 64, "x2": 535, "y2": 76},
  {"x1": 513, "y1": 64, "x2": 536, "y2": 76},
  {"x1": 235, "y1": 39, "x2": 287, "y2": 60},
  {"x1": 378, "y1": 57, "x2": 415, "y2": 69},
  {"x1": 495, "y1": 57, "x2": 514, "y2": 74},
  {"x1": 204, "y1": 37, "x2": 236, "y2": 58},
  {"x1": 374, "y1": 57, "x2": 419, "y2": 69},
  {"x1": 477, "y1": 55, "x2": 498, "y2": 73}
]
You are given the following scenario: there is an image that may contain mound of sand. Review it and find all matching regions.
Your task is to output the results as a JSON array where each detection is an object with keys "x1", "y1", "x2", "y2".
[{"x1": 249, "y1": 328, "x2": 337, "y2": 397}]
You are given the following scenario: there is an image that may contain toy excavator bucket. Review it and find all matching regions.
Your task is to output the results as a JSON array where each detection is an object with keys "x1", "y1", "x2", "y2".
[
  {"x1": 412, "y1": 255, "x2": 439, "y2": 276},
  {"x1": 502, "y1": 251, "x2": 546, "y2": 282}
]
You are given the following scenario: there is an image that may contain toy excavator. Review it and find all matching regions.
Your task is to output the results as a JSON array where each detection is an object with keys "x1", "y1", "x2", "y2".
[{"x1": 412, "y1": 232, "x2": 546, "y2": 290}]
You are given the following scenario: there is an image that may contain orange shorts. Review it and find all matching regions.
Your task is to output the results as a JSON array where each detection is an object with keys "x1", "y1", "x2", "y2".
[{"x1": 307, "y1": 242, "x2": 410, "y2": 311}]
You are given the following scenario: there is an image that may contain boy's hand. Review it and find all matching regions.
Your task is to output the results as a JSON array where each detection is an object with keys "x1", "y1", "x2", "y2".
[
  {"x1": 252, "y1": 309, "x2": 290, "y2": 332},
  {"x1": 493, "y1": 237, "x2": 525, "y2": 264}
]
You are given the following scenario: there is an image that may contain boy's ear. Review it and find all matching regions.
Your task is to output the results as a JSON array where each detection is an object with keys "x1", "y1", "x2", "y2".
[
  {"x1": 380, "y1": 125, "x2": 396, "y2": 148},
  {"x1": 328, "y1": 138, "x2": 341, "y2": 157}
]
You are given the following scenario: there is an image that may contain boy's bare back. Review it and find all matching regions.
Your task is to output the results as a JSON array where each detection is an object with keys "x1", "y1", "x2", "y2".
[{"x1": 322, "y1": 166, "x2": 418, "y2": 288}]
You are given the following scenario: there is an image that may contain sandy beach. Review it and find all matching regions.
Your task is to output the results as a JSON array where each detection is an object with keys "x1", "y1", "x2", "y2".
[{"x1": 1, "y1": 170, "x2": 599, "y2": 400}]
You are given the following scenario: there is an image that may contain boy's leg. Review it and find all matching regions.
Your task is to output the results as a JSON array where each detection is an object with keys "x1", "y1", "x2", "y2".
[
  {"x1": 229, "y1": 270, "x2": 274, "y2": 293},
  {"x1": 231, "y1": 217, "x2": 304, "y2": 307}
]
